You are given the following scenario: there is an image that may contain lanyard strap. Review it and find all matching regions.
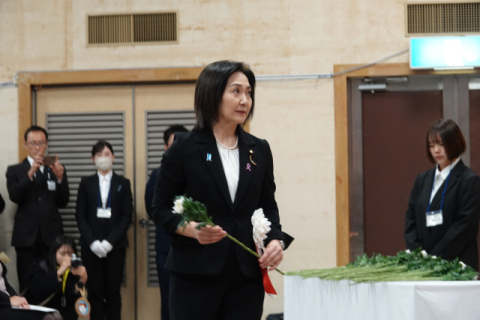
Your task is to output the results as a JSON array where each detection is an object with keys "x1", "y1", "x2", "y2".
[
  {"x1": 98, "y1": 183, "x2": 112, "y2": 209},
  {"x1": 57, "y1": 266, "x2": 70, "y2": 294},
  {"x1": 427, "y1": 165, "x2": 452, "y2": 212}
]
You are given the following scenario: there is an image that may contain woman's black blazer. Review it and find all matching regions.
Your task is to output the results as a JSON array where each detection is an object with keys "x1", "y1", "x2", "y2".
[
  {"x1": 0, "y1": 261, "x2": 17, "y2": 308},
  {"x1": 75, "y1": 172, "x2": 133, "y2": 248},
  {"x1": 404, "y1": 160, "x2": 480, "y2": 270},
  {"x1": 27, "y1": 259, "x2": 80, "y2": 319},
  {"x1": 152, "y1": 127, "x2": 293, "y2": 278}
]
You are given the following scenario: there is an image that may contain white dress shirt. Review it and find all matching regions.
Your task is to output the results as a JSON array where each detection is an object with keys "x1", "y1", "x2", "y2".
[
  {"x1": 98, "y1": 171, "x2": 113, "y2": 208},
  {"x1": 429, "y1": 158, "x2": 461, "y2": 204},
  {"x1": 217, "y1": 144, "x2": 239, "y2": 202}
]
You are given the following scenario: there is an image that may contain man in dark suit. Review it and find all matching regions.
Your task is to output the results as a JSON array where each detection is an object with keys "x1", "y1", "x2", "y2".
[
  {"x1": 6, "y1": 125, "x2": 69, "y2": 292},
  {"x1": 145, "y1": 125, "x2": 188, "y2": 320}
]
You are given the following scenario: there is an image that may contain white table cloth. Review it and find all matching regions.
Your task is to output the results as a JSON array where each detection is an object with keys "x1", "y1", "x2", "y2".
[{"x1": 284, "y1": 275, "x2": 480, "y2": 320}]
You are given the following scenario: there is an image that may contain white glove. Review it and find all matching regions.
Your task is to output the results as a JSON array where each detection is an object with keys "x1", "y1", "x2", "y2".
[
  {"x1": 90, "y1": 240, "x2": 107, "y2": 258},
  {"x1": 101, "y1": 240, "x2": 113, "y2": 255}
]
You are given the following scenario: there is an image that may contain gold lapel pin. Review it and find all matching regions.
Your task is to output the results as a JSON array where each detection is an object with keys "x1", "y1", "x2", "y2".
[{"x1": 249, "y1": 150, "x2": 257, "y2": 166}]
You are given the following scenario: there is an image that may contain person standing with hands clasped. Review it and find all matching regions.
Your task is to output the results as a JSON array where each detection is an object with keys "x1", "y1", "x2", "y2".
[
  {"x1": 152, "y1": 61, "x2": 293, "y2": 320},
  {"x1": 75, "y1": 140, "x2": 133, "y2": 320},
  {"x1": 405, "y1": 119, "x2": 480, "y2": 270},
  {"x1": 6, "y1": 125, "x2": 70, "y2": 293}
]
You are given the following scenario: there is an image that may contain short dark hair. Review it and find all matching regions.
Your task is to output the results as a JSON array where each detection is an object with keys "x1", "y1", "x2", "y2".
[
  {"x1": 163, "y1": 125, "x2": 188, "y2": 145},
  {"x1": 91, "y1": 140, "x2": 114, "y2": 157},
  {"x1": 426, "y1": 119, "x2": 466, "y2": 163},
  {"x1": 45, "y1": 235, "x2": 78, "y2": 271},
  {"x1": 194, "y1": 60, "x2": 255, "y2": 129},
  {"x1": 24, "y1": 125, "x2": 48, "y2": 141}
]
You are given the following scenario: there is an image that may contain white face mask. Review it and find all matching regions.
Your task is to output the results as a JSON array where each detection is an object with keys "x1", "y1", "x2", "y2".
[{"x1": 95, "y1": 156, "x2": 113, "y2": 172}]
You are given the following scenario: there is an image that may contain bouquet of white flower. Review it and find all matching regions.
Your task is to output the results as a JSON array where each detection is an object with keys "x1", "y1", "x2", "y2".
[{"x1": 172, "y1": 195, "x2": 284, "y2": 275}]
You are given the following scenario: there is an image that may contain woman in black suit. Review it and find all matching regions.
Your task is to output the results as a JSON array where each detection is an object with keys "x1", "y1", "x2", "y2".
[
  {"x1": 152, "y1": 60, "x2": 293, "y2": 320},
  {"x1": 28, "y1": 235, "x2": 87, "y2": 320},
  {"x1": 75, "y1": 140, "x2": 133, "y2": 320},
  {"x1": 405, "y1": 119, "x2": 480, "y2": 270}
]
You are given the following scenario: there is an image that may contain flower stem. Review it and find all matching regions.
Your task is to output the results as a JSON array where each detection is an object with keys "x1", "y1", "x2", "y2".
[
  {"x1": 225, "y1": 233, "x2": 285, "y2": 275},
  {"x1": 204, "y1": 221, "x2": 285, "y2": 275}
]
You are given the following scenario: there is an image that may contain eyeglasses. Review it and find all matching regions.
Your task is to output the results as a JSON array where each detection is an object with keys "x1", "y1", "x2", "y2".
[{"x1": 27, "y1": 141, "x2": 47, "y2": 147}]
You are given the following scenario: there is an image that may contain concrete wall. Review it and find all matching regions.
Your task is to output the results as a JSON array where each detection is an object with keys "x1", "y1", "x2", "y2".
[{"x1": 0, "y1": 0, "x2": 430, "y2": 316}]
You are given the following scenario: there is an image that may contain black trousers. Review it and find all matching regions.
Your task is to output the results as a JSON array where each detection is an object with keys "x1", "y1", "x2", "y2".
[
  {"x1": 156, "y1": 251, "x2": 170, "y2": 320},
  {"x1": 82, "y1": 245, "x2": 125, "y2": 320},
  {"x1": 169, "y1": 248, "x2": 264, "y2": 320},
  {"x1": 15, "y1": 231, "x2": 50, "y2": 293}
]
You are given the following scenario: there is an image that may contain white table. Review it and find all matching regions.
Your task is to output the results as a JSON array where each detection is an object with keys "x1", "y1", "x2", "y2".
[{"x1": 284, "y1": 275, "x2": 480, "y2": 320}]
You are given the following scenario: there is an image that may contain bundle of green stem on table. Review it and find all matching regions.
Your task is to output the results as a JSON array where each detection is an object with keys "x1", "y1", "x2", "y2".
[{"x1": 286, "y1": 248, "x2": 478, "y2": 282}]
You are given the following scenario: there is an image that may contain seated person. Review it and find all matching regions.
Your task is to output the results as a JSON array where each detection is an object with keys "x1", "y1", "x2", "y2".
[
  {"x1": 0, "y1": 259, "x2": 61, "y2": 320},
  {"x1": 28, "y1": 235, "x2": 87, "y2": 320}
]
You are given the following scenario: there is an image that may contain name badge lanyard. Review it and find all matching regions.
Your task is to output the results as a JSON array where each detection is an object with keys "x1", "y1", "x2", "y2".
[
  {"x1": 427, "y1": 165, "x2": 452, "y2": 213},
  {"x1": 98, "y1": 185, "x2": 112, "y2": 209},
  {"x1": 57, "y1": 266, "x2": 70, "y2": 307}
]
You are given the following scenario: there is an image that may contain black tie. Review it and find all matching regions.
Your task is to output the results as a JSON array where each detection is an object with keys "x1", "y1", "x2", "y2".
[{"x1": 35, "y1": 168, "x2": 45, "y2": 189}]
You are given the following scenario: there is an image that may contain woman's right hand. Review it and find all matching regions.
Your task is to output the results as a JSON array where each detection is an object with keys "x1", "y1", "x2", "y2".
[
  {"x1": 194, "y1": 223, "x2": 226, "y2": 244},
  {"x1": 176, "y1": 222, "x2": 226, "y2": 244},
  {"x1": 57, "y1": 256, "x2": 71, "y2": 278},
  {"x1": 10, "y1": 296, "x2": 30, "y2": 309}
]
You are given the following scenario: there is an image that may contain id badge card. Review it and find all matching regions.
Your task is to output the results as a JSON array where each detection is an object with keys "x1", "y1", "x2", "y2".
[
  {"x1": 426, "y1": 210, "x2": 443, "y2": 227},
  {"x1": 97, "y1": 208, "x2": 112, "y2": 218},
  {"x1": 47, "y1": 180, "x2": 56, "y2": 191}
]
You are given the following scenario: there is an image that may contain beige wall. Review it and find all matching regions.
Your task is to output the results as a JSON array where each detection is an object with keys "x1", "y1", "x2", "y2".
[
  {"x1": 0, "y1": 87, "x2": 19, "y2": 282},
  {"x1": 0, "y1": 0, "x2": 432, "y2": 316}
]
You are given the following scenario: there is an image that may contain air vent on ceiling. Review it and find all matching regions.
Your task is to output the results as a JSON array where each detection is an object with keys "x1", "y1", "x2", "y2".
[
  {"x1": 406, "y1": 2, "x2": 480, "y2": 36},
  {"x1": 87, "y1": 12, "x2": 178, "y2": 46}
]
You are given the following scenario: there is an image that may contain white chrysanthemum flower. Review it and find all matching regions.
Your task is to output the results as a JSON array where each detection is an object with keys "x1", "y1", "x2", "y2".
[
  {"x1": 460, "y1": 261, "x2": 467, "y2": 270},
  {"x1": 252, "y1": 208, "x2": 271, "y2": 250},
  {"x1": 405, "y1": 249, "x2": 411, "y2": 254},
  {"x1": 172, "y1": 197, "x2": 185, "y2": 214},
  {"x1": 421, "y1": 250, "x2": 428, "y2": 257},
  {"x1": 432, "y1": 255, "x2": 437, "y2": 259}
]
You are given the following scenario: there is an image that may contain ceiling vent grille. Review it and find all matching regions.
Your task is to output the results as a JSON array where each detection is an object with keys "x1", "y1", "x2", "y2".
[
  {"x1": 406, "y1": 2, "x2": 480, "y2": 36},
  {"x1": 87, "y1": 12, "x2": 178, "y2": 46}
]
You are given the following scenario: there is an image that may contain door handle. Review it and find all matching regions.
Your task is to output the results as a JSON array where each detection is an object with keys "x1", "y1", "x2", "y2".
[{"x1": 138, "y1": 218, "x2": 148, "y2": 228}]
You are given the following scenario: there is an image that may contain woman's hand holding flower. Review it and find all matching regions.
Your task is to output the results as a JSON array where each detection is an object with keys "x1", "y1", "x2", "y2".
[
  {"x1": 176, "y1": 221, "x2": 226, "y2": 244},
  {"x1": 193, "y1": 223, "x2": 226, "y2": 244},
  {"x1": 259, "y1": 240, "x2": 283, "y2": 271}
]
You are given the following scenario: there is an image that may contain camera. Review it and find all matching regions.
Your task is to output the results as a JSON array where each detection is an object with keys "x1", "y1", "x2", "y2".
[{"x1": 71, "y1": 253, "x2": 83, "y2": 268}]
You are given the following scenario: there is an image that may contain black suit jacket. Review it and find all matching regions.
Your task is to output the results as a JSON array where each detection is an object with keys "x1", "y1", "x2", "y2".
[
  {"x1": 0, "y1": 193, "x2": 5, "y2": 214},
  {"x1": 75, "y1": 172, "x2": 133, "y2": 248},
  {"x1": 405, "y1": 160, "x2": 480, "y2": 270},
  {"x1": 145, "y1": 168, "x2": 171, "y2": 253},
  {"x1": 6, "y1": 159, "x2": 70, "y2": 247},
  {"x1": 0, "y1": 261, "x2": 17, "y2": 308},
  {"x1": 152, "y1": 127, "x2": 294, "y2": 278}
]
